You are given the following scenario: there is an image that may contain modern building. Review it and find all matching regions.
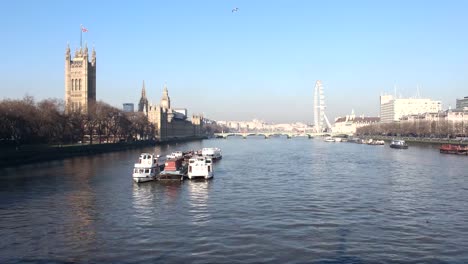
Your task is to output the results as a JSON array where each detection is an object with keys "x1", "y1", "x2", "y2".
[
  {"x1": 456, "y1": 96, "x2": 468, "y2": 110},
  {"x1": 380, "y1": 94, "x2": 442, "y2": 123},
  {"x1": 333, "y1": 110, "x2": 380, "y2": 134},
  {"x1": 64, "y1": 44, "x2": 96, "y2": 114},
  {"x1": 123, "y1": 103, "x2": 134, "y2": 112},
  {"x1": 138, "y1": 83, "x2": 203, "y2": 141}
]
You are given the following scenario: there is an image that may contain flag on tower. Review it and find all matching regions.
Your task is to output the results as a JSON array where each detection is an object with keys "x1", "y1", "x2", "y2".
[{"x1": 81, "y1": 25, "x2": 88, "y2": 32}]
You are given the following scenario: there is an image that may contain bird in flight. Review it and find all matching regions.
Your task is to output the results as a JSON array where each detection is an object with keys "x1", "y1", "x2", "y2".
[{"x1": 232, "y1": 7, "x2": 239, "y2": 13}]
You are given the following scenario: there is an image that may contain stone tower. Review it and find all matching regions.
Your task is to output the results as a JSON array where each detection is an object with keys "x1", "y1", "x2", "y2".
[
  {"x1": 160, "y1": 83, "x2": 171, "y2": 109},
  {"x1": 65, "y1": 43, "x2": 96, "y2": 114},
  {"x1": 138, "y1": 80, "x2": 149, "y2": 113}
]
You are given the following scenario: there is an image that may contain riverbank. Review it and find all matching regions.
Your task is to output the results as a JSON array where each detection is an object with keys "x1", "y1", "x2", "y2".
[
  {"x1": 0, "y1": 136, "x2": 207, "y2": 168},
  {"x1": 360, "y1": 135, "x2": 468, "y2": 146}
]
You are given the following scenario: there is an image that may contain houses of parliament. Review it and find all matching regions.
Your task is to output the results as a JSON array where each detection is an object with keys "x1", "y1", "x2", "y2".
[{"x1": 64, "y1": 44, "x2": 203, "y2": 142}]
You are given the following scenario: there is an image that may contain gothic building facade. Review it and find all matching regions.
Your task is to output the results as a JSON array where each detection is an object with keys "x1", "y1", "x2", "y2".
[
  {"x1": 138, "y1": 81, "x2": 149, "y2": 112},
  {"x1": 138, "y1": 83, "x2": 203, "y2": 141},
  {"x1": 64, "y1": 44, "x2": 96, "y2": 114}
]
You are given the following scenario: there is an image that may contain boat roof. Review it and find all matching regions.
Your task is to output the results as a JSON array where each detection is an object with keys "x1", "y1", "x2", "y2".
[
  {"x1": 189, "y1": 156, "x2": 210, "y2": 161},
  {"x1": 139, "y1": 153, "x2": 155, "y2": 157}
]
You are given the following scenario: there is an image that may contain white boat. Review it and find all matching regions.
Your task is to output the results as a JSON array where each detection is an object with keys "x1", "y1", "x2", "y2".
[
  {"x1": 166, "y1": 151, "x2": 183, "y2": 159},
  {"x1": 371, "y1": 140, "x2": 385, "y2": 145},
  {"x1": 390, "y1": 140, "x2": 408, "y2": 149},
  {"x1": 187, "y1": 156, "x2": 214, "y2": 180},
  {"x1": 324, "y1": 136, "x2": 335, "y2": 142},
  {"x1": 366, "y1": 138, "x2": 385, "y2": 146},
  {"x1": 201, "y1": 147, "x2": 222, "y2": 160},
  {"x1": 132, "y1": 153, "x2": 160, "y2": 183}
]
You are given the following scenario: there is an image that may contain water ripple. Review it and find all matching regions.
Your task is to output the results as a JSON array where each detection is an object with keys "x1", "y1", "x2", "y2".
[{"x1": 1, "y1": 139, "x2": 468, "y2": 263}]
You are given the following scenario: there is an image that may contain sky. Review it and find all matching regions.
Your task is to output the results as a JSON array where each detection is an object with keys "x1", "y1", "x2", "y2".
[{"x1": 1, "y1": 0, "x2": 467, "y2": 123}]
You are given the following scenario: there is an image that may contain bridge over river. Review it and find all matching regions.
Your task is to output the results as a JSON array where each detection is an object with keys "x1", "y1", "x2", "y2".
[{"x1": 214, "y1": 132, "x2": 343, "y2": 139}]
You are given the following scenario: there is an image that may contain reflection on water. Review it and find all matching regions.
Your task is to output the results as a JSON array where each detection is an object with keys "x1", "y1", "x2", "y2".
[
  {"x1": 186, "y1": 180, "x2": 212, "y2": 227},
  {"x1": 132, "y1": 183, "x2": 157, "y2": 218}
]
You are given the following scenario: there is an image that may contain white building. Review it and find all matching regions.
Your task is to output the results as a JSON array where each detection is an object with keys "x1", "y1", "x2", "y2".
[
  {"x1": 333, "y1": 110, "x2": 380, "y2": 134},
  {"x1": 380, "y1": 94, "x2": 442, "y2": 123},
  {"x1": 400, "y1": 109, "x2": 468, "y2": 136}
]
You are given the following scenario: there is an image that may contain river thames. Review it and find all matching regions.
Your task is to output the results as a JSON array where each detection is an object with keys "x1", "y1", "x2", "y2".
[{"x1": 1, "y1": 137, "x2": 467, "y2": 263}]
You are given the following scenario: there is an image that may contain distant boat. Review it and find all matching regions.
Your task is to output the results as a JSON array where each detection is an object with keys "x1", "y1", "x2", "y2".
[
  {"x1": 389, "y1": 140, "x2": 408, "y2": 149},
  {"x1": 367, "y1": 139, "x2": 385, "y2": 145},
  {"x1": 201, "y1": 147, "x2": 222, "y2": 161},
  {"x1": 166, "y1": 151, "x2": 183, "y2": 160},
  {"x1": 440, "y1": 144, "x2": 468, "y2": 155},
  {"x1": 324, "y1": 136, "x2": 335, "y2": 142}
]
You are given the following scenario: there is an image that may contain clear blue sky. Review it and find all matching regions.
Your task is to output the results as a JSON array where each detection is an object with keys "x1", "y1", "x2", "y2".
[{"x1": 1, "y1": 0, "x2": 467, "y2": 123}]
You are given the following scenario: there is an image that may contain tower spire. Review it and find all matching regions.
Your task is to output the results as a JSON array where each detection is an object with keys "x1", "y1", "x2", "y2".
[
  {"x1": 141, "y1": 80, "x2": 146, "y2": 98},
  {"x1": 161, "y1": 82, "x2": 171, "y2": 109},
  {"x1": 65, "y1": 43, "x2": 70, "y2": 58},
  {"x1": 138, "y1": 80, "x2": 149, "y2": 113},
  {"x1": 91, "y1": 46, "x2": 96, "y2": 65}
]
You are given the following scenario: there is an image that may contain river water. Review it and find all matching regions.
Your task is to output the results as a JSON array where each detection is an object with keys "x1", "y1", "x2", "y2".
[{"x1": 1, "y1": 137, "x2": 467, "y2": 263}]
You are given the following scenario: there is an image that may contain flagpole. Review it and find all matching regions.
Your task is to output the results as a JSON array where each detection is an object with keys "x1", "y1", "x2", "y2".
[{"x1": 80, "y1": 24, "x2": 82, "y2": 48}]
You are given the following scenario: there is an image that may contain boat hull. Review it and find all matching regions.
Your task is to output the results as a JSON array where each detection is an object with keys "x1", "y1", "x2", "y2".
[
  {"x1": 440, "y1": 144, "x2": 468, "y2": 155},
  {"x1": 188, "y1": 173, "x2": 213, "y2": 180},
  {"x1": 390, "y1": 144, "x2": 408, "y2": 149},
  {"x1": 133, "y1": 174, "x2": 156, "y2": 183},
  {"x1": 158, "y1": 171, "x2": 185, "y2": 181}
]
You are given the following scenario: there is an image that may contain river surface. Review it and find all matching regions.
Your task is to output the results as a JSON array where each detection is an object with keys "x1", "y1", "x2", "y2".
[{"x1": 1, "y1": 137, "x2": 468, "y2": 263}]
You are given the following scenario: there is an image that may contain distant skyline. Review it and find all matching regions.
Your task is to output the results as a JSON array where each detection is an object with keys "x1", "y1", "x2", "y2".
[{"x1": 1, "y1": 0, "x2": 467, "y2": 123}]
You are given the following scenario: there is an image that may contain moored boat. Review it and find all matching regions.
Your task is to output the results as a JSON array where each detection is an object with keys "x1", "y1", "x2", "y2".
[
  {"x1": 132, "y1": 153, "x2": 160, "y2": 183},
  {"x1": 324, "y1": 136, "x2": 335, "y2": 142},
  {"x1": 201, "y1": 147, "x2": 222, "y2": 161},
  {"x1": 367, "y1": 139, "x2": 385, "y2": 145},
  {"x1": 158, "y1": 157, "x2": 187, "y2": 181},
  {"x1": 166, "y1": 151, "x2": 183, "y2": 160},
  {"x1": 440, "y1": 144, "x2": 468, "y2": 155},
  {"x1": 187, "y1": 156, "x2": 214, "y2": 180},
  {"x1": 389, "y1": 140, "x2": 408, "y2": 149}
]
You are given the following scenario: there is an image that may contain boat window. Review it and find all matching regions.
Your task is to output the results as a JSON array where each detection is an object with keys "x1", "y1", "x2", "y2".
[
  {"x1": 208, "y1": 166, "x2": 211, "y2": 172},
  {"x1": 145, "y1": 169, "x2": 149, "y2": 173}
]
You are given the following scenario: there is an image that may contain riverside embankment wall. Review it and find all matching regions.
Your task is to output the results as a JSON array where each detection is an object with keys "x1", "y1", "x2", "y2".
[{"x1": 0, "y1": 136, "x2": 206, "y2": 168}]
